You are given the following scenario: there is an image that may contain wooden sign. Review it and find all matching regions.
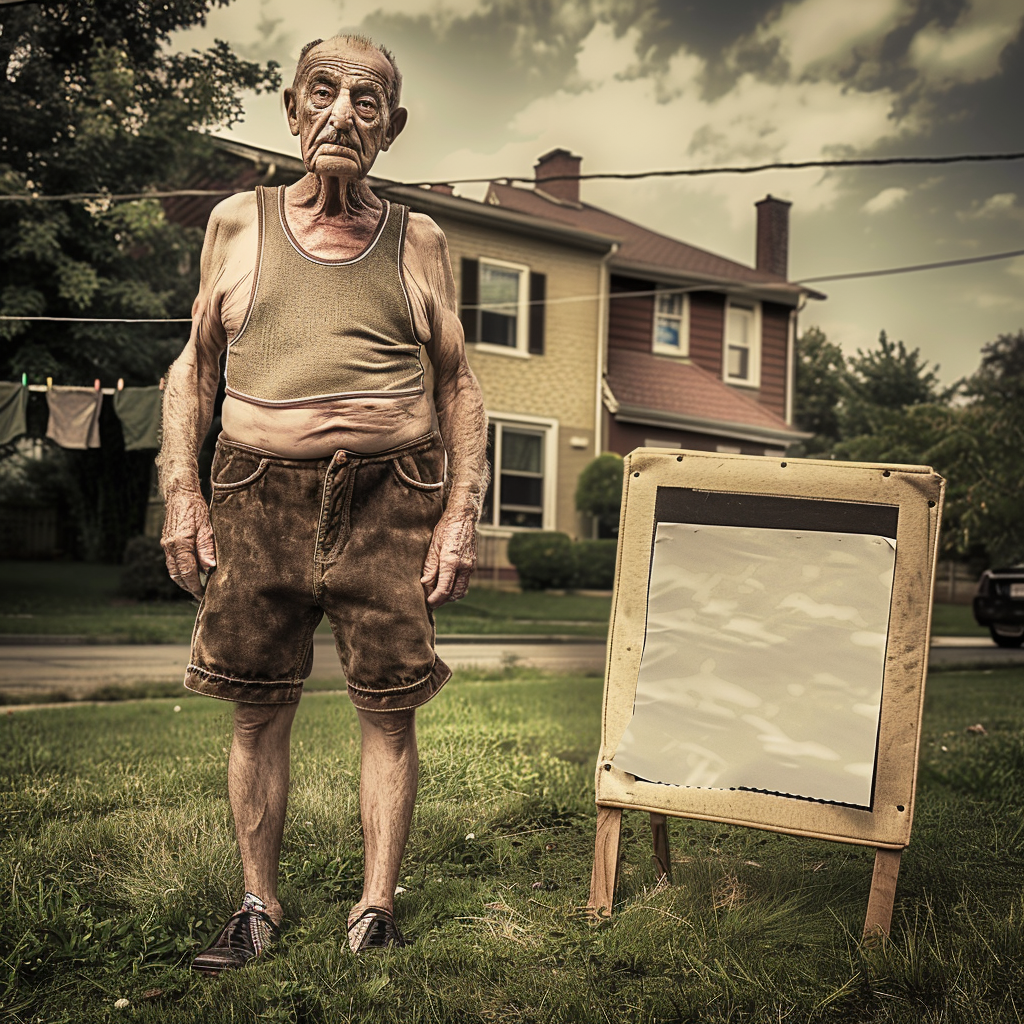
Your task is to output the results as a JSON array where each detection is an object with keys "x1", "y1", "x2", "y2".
[{"x1": 588, "y1": 448, "x2": 944, "y2": 939}]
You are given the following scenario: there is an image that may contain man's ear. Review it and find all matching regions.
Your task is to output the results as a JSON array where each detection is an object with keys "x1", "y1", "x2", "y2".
[
  {"x1": 382, "y1": 106, "x2": 408, "y2": 151},
  {"x1": 284, "y1": 87, "x2": 300, "y2": 137}
]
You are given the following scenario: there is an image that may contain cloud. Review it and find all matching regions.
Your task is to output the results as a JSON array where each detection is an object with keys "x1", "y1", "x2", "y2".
[
  {"x1": 863, "y1": 186, "x2": 910, "y2": 214},
  {"x1": 909, "y1": 0, "x2": 1024, "y2": 88},
  {"x1": 760, "y1": 0, "x2": 910, "y2": 78},
  {"x1": 435, "y1": 20, "x2": 909, "y2": 223},
  {"x1": 957, "y1": 192, "x2": 1024, "y2": 222}
]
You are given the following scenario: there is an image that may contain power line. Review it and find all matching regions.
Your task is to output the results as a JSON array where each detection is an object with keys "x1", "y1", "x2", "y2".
[
  {"x1": 2, "y1": 150, "x2": 1024, "y2": 203},
  {"x1": 1, "y1": 245, "x2": 1021, "y2": 324},
  {"x1": 795, "y1": 247, "x2": 1024, "y2": 283}
]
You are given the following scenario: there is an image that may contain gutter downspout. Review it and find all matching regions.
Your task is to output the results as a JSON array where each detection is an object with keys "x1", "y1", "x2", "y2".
[
  {"x1": 594, "y1": 243, "x2": 619, "y2": 459},
  {"x1": 785, "y1": 294, "x2": 806, "y2": 428}
]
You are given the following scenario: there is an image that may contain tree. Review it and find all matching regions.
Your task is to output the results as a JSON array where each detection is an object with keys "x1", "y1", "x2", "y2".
[
  {"x1": 839, "y1": 330, "x2": 942, "y2": 439},
  {"x1": 575, "y1": 453, "x2": 624, "y2": 538},
  {"x1": 0, "y1": 1, "x2": 280, "y2": 560},
  {"x1": 793, "y1": 325, "x2": 847, "y2": 453}
]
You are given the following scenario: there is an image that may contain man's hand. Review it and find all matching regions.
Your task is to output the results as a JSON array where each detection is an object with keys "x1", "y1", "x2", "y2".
[
  {"x1": 161, "y1": 491, "x2": 216, "y2": 600},
  {"x1": 421, "y1": 507, "x2": 477, "y2": 608}
]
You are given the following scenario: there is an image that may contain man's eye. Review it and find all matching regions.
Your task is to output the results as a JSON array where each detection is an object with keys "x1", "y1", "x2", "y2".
[{"x1": 356, "y1": 98, "x2": 378, "y2": 114}]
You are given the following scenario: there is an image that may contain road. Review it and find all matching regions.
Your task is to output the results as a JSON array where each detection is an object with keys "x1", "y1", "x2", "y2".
[
  {"x1": 0, "y1": 635, "x2": 608, "y2": 701},
  {"x1": 3, "y1": 634, "x2": 1024, "y2": 705}
]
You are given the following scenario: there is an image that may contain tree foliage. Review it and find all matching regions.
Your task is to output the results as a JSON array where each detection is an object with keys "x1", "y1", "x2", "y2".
[
  {"x1": 796, "y1": 326, "x2": 1024, "y2": 567},
  {"x1": 0, "y1": 1, "x2": 279, "y2": 560}
]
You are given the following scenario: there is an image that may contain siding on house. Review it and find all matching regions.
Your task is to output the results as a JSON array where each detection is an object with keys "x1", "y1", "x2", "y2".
[
  {"x1": 609, "y1": 275, "x2": 654, "y2": 353},
  {"x1": 688, "y1": 291, "x2": 726, "y2": 377},
  {"x1": 431, "y1": 213, "x2": 607, "y2": 543},
  {"x1": 758, "y1": 302, "x2": 791, "y2": 421}
]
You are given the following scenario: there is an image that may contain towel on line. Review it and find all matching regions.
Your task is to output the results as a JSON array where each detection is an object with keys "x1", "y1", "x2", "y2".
[{"x1": 46, "y1": 386, "x2": 102, "y2": 449}]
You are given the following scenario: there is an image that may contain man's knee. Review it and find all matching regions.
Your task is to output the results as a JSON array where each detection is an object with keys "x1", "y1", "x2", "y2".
[
  {"x1": 233, "y1": 701, "x2": 296, "y2": 748},
  {"x1": 358, "y1": 708, "x2": 416, "y2": 750}
]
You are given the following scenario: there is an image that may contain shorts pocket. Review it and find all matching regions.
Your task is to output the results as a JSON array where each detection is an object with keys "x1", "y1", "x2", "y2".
[
  {"x1": 211, "y1": 446, "x2": 271, "y2": 493},
  {"x1": 391, "y1": 449, "x2": 446, "y2": 492}
]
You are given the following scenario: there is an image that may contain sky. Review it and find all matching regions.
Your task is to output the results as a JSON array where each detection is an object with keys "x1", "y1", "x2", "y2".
[{"x1": 172, "y1": 0, "x2": 1024, "y2": 384}]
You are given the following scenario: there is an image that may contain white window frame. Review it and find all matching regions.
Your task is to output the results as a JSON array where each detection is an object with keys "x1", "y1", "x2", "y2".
[
  {"x1": 473, "y1": 257, "x2": 531, "y2": 358},
  {"x1": 651, "y1": 286, "x2": 690, "y2": 357},
  {"x1": 478, "y1": 411, "x2": 559, "y2": 533},
  {"x1": 723, "y1": 298, "x2": 762, "y2": 388}
]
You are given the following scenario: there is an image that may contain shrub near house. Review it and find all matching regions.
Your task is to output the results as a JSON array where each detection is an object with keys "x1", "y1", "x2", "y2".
[{"x1": 507, "y1": 532, "x2": 617, "y2": 590}]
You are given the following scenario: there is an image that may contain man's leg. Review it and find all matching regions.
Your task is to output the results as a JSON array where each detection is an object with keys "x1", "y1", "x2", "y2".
[
  {"x1": 229, "y1": 701, "x2": 299, "y2": 926},
  {"x1": 348, "y1": 708, "x2": 418, "y2": 925}
]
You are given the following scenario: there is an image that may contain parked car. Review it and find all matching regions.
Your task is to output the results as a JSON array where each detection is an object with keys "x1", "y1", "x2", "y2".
[{"x1": 973, "y1": 567, "x2": 1024, "y2": 647}]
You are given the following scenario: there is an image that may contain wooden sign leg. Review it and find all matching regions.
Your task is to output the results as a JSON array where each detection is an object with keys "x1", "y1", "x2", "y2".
[
  {"x1": 588, "y1": 806, "x2": 623, "y2": 918},
  {"x1": 862, "y1": 847, "x2": 902, "y2": 941},
  {"x1": 650, "y1": 812, "x2": 673, "y2": 882}
]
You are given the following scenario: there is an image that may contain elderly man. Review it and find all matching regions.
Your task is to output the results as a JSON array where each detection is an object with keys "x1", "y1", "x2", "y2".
[{"x1": 157, "y1": 34, "x2": 487, "y2": 969}]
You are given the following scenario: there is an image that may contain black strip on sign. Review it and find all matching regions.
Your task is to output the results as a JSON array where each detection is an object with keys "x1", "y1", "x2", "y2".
[{"x1": 654, "y1": 487, "x2": 899, "y2": 538}]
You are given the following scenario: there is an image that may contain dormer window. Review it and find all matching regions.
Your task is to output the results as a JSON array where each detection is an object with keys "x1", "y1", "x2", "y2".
[{"x1": 652, "y1": 287, "x2": 689, "y2": 357}]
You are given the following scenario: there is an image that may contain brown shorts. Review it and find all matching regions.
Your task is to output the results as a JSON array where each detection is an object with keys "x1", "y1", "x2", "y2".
[{"x1": 185, "y1": 431, "x2": 451, "y2": 712}]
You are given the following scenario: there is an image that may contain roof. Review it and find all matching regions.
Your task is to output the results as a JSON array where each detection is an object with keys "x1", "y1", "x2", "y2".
[
  {"x1": 486, "y1": 182, "x2": 824, "y2": 303},
  {"x1": 605, "y1": 348, "x2": 810, "y2": 445}
]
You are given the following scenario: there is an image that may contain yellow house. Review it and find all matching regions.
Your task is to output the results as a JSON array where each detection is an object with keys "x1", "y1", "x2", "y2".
[{"x1": 373, "y1": 179, "x2": 619, "y2": 578}]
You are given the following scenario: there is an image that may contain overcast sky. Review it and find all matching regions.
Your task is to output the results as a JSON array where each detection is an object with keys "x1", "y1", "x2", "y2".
[{"x1": 173, "y1": 0, "x2": 1024, "y2": 383}]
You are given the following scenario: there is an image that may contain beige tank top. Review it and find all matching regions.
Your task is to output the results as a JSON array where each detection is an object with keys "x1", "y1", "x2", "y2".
[{"x1": 225, "y1": 186, "x2": 424, "y2": 406}]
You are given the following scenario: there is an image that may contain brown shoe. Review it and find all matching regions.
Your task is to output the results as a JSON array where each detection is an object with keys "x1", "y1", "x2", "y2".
[
  {"x1": 347, "y1": 906, "x2": 407, "y2": 953},
  {"x1": 192, "y1": 907, "x2": 279, "y2": 974}
]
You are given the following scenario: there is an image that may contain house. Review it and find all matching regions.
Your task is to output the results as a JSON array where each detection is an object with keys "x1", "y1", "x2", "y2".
[{"x1": 485, "y1": 149, "x2": 823, "y2": 461}]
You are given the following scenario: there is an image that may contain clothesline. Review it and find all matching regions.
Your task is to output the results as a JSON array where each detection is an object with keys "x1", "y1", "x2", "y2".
[{"x1": 0, "y1": 380, "x2": 163, "y2": 451}]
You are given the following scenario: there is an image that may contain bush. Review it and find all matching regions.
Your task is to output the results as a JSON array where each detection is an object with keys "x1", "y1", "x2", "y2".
[
  {"x1": 507, "y1": 531, "x2": 577, "y2": 591},
  {"x1": 119, "y1": 535, "x2": 190, "y2": 601},
  {"x1": 572, "y1": 539, "x2": 618, "y2": 590},
  {"x1": 575, "y1": 453, "x2": 624, "y2": 538}
]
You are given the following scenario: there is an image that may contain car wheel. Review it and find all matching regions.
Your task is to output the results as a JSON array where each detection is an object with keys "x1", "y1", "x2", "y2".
[{"x1": 990, "y1": 626, "x2": 1024, "y2": 648}]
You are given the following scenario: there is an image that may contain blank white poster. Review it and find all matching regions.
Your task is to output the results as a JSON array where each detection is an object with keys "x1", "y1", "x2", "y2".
[{"x1": 613, "y1": 523, "x2": 896, "y2": 807}]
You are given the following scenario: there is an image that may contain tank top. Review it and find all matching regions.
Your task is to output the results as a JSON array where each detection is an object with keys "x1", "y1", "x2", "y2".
[{"x1": 225, "y1": 185, "x2": 424, "y2": 406}]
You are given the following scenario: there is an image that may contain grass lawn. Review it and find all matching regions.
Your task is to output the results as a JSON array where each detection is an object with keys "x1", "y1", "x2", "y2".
[
  {"x1": 2, "y1": 666, "x2": 1023, "y2": 1023},
  {"x1": 0, "y1": 561, "x2": 992, "y2": 644}
]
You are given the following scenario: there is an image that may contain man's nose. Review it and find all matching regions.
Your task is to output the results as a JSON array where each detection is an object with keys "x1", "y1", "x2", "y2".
[{"x1": 328, "y1": 91, "x2": 354, "y2": 131}]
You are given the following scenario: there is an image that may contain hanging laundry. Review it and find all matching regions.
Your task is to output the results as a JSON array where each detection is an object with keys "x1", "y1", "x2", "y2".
[
  {"x1": 46, "y1": 386, "x2": 102, "y2": 449},
  {"x1": 0, "y1": 382, "x2": 29, "y2": 445},
  {"x1": 113, "y1": 385, "x2": 163, "y2": 450}
]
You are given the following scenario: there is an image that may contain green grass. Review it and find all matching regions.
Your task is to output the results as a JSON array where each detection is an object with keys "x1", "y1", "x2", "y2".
[
  {"x1": 930, "y1": 602, "x2": 988, "y2": 637},
  {"x1": 0, "y1": 562, "x2": 611, "y2": 642},
  {"x1": 2, "y1": 666, "x2": 1024, "y2": 1022}
]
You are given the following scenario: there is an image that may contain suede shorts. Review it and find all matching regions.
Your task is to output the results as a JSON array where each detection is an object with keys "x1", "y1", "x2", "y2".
[{"x1": 185, "y1": 431, "x2": 452, "y2": 712}]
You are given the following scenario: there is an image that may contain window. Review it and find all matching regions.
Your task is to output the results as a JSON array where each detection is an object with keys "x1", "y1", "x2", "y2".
[
  {"x1": 459, "y1": 257, "x2": 546, "y2": 356},
  {"x1": 479, "y1": 260, "x2": 524, "y2": 348},
  {"x1": 652, "y1": 287, "x2": 689, "y2": 356},
  {"x1": 724, "y1": 300, "x2": 761, "y2": 387},
  {"x1": 481, "y1": 417, "x2": 556, "y2": 529}
]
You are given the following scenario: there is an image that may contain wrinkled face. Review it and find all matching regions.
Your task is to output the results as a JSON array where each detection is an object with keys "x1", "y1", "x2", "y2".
[{"x1": 285, "y1": 40, "x2": 405, "y2": 181}]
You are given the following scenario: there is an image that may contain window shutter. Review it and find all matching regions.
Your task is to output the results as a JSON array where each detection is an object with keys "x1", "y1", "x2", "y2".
[
  {"x1": 460, "y1": 258, "x2": 479, "y2": 344},
  {"x1": 528, "y1": 271, "x2": 546, "y2": 355}
]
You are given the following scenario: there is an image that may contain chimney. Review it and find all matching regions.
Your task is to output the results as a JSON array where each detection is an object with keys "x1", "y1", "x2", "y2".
[
  {"x1": 534, "y1": 148, "x2": 582, "y2": 206},
  {"x1": 755, "y1": 195, "x2": 791, "y2": 279}
]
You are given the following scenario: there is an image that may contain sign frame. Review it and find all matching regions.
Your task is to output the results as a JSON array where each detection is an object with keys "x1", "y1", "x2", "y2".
[{"x1": 589, "y1": 449, "x2": 944, "y2": 935}]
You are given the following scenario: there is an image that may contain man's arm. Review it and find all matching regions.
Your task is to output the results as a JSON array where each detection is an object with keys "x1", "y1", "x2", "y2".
[
  {"x1": 410, "y1": 214, "x2": 489, "y2": 608},
  {"x1": 156, "y1": 199, "x2": 239, "y2": 599}
]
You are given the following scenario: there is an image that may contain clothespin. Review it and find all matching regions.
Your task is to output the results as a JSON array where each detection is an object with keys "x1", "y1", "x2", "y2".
[
  {"x1": 46, "y1": 377, "x2": 52, "y2": 390},
  {"x1": 117, "y1": 378, "x2": 124, "y2": 391},
  {"x1": 93, "y1": 379, "x2": 101, "y2": 392},
  {"x1": 159, "y1": 377, "x2": 165, "y2": 391}
]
